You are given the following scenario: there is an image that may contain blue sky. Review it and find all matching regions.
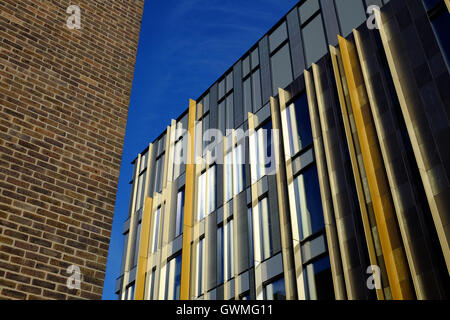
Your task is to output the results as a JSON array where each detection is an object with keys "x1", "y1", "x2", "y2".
[{"x1": 102, "y1": 0, "x2": 299, "y2": 300}]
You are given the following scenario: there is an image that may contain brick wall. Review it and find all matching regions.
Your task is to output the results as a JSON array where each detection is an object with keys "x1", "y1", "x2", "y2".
[{"x1": 0, "y1": 0, "x2": 144, "y2": 299}]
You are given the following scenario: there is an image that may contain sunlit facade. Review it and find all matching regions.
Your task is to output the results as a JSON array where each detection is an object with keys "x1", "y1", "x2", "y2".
[{"x1": 116, "y1": 0, "x2": 450, "y2": 300}]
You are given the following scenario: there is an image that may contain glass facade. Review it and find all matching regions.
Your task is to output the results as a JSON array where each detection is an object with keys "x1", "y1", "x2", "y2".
[
  {"x1": 264, "y1": 277, "x2": 286, "y2": 300},
  {"x1": 293, "y1": 167, "x2": 324, "y2": 240},
  {"x1": 175, "y1": 188, "x2": 185, "y2": 237},
  {"x1": 253, "y1": 197, "x2": 273, "y2": 262},
  {"x1": 271, "y1": 43, "x2": 293, "y2": 96},
  {"x1": 165, "y1": 254, "x2": 182, "y2": 300},
  {"x1": 117, "y1": 0, "x2": 450, "y2": 302}
]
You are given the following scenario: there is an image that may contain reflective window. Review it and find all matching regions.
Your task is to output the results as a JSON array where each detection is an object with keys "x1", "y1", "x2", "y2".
[
  {"x1": 140, "y1": 152, "x2": 147, "y2": 172},
  {"x1": 303, "y1": 256, "x2": 334, "y2": 300},
  {"x1": 226, "y1": 72, "x2": 233, "y2": 93},
  {"x1": 154, "y1": 154, "x2": 165, "y2": 193},
  {"x1": 334, "y1": 0, "x2": 366, "y2": 37},
  {"x1": 219, "y1": 78, "x2": 226, "y2": 99},
  {"x1": 132, "y1": 221, "x2": 141, "y2": 267},
  {"x1": 203, "y1": 92, "x2": 210, "y2": 113},
  {"x1": 282, "y1": 94, "x2": 313, "y2": 158},
  {"x1": 244, "y1": 70, "x2": 262, "y2": 114},
  {"x1": 252, "y1": 70, "x2": 262, "y2": 112},
  {"x1": 146, "y1": 269, "x2": 156, "y2": 300},
  {"x1": 271, "y1": 43, "x2": 293, "y2": 96},
  {"x1": 243, "y1": 77, "x2": 252, "y2": 116},
  {"x1": 125, "y1": 283, "x2": 135, "y2": 300},
  {"x1": 166, "y1": 254, "x2": 182, "y2": 300},
  {"x1": 243, "y1": 56, "x2": 251, "y2": 77},
  {"x1": 233, "y1": 143, "x2": 245, "y2": 196},
  {"x1": 175, "y1": 188, "x2": 185, "y2": 237},
  {"x1": 247, "y1": 207, "x2": 254, "y2": 267},
  {"x1": 269, "y1": 21, "x2": 288, "y2": 52},
  {"x1": 293, "y1": 166, "x2": 324, "y2": 240},
  {"x1": 250, "y1": 121, "x2": 274, "y2": 183},
  {"x1": 299, "y1": 0, "x2": 320, "y2": 24},
  {"x1": 173, "y1": 137, "x2": 185, "y2": 179},
  {"x1": 135, "y1": 171, "x2": 146, "y2": 211},
  {"x1": 151, "y1": 207, "x2": 161, "y2": 253},
  {"x1": 218, "y1": 100, "x2": 226, "y2": 134},
  {"x1": 217, "y1": 225, "x2": 224, "y2": 284},
  {"x1": 198, "y1": 166, "x2": 216, "y2": 220},
  {"x1": 302, "y1": 14, "x2": 328, "y2": 67},
  {"x1": 226, "y1": 93, "x2": 234, "y2": 130},
  {"x1": 196, "y1": 238, "x2": 204, "y2": 297},
  {"x1": 224, "y1": 219, "x2": 234, "y2": 281},
  {"x1": 251, "y1": 47, "x2": 260, "y2": 69},
  {"x1": 120, "y1": 231, "x2": 129, "y2": 273},
  {"x1": 197, "y1": 172, "x2": 206, "y2": 221},
  {"x1": 264, "y1": 277, "x2": 286, "y2": 300},
  {"x1": 224, "y1": 151, "x2": 233, "y2": 203},
  {"x1": 224, "y1": 144, "x2": 245, "y2": 203},
  {"x1": 253, "y1": 197, "x2": 273, "y2": 262},
  {"x1": 207, "y1": 166, "x2": 216, "y2": 214}
]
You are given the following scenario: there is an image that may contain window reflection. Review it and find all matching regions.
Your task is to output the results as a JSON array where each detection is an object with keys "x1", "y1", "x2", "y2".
[
  {"x1": 303, "y1": 256, "x2": 334, "y2": 300},
  {"x1": 293, "y1": 166, "x2": 324, "y2": 240},
  {"x1": 264, "y1": 277, "x2": 286, "y2": 300}
]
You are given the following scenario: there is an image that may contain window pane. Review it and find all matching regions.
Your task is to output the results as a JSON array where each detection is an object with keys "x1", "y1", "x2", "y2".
[
  {"x1": 197, "y1": 239, "x2": 204, "y2": 297},
  {"x1": 261, "y1": 121, "x2": 274, "y2": 175},
  {"x1": 175, "y1": 189, "x2": 185, "y2": 237},
  {"x1": 293, "y1": 166, "x2": 324, "y2": 239},
  {"x1": 303, "y1": 256, "x2": 334, "y2": 300},
  {"x1": 302, "y1": 14, "x2": 327, "y2": 67},
  {"x1": 233, "y1": 144, "x2": 244, "y2": 196},
  {"x1": 204, "y1": 93, "x2": 210, "y2": 113},
  {"x1": 225, "y1": 151, "x2": 233, "y2": 202},
  {"x1": 132, "y1": 222, "x2": 141, "y2": 266},
  {"x1": 225, "y1": 220, "x2": 234, "y2": 281},
  {"x1": 243, "y1": 77, "x2": 252, "y2": 116},
  {"x1": 166, "y1": 254, "x2": 182, "y2": 300},
  {"x1": 148, "y1": 269, "x2": 155, "y2": 300},
  {"x1": 247, "y1": 208, "x2": 254, "y2": 267},
  {"x1": 217, "y1": 226, "x2": 224, "y2": 284},
  {"x1": 198, "y1": 173, "x2": 206, "y2": 221},
  {"x1": 226, "y1": 72, "x2": 233, "y2": 93},
  {"x1": 251, "y1": 47, "x2": 260, "y2": 69},
  {"x1": 243, "y1": 56, "x2": 250, "y2": 78},
  {"x1": 294, "y1": 94, "x2": 313, "y2": 149},
  {"x1": 219, "y1": 79, "x2": 225, "y2": 99},
  {"x1": 252, "y1": 70, "x2": 262, "y2": 112},
  {"x1": 207, "y1": 166, "x2": 216, "y2": 214},
  {"x1": 269, "y1": 21, "x2": 288, "y2": 52},
  {"x1": 264, "y1": 277, "x2": 286, "y2": 300},
  {"x1": 334, "y1": 0, "x2": 366, "y2": 37},
  {"x1": 226, "y1": 93, "x2": 234, "y2": 131},
  {"x1": 271, "y1": 43, "x2": 293, "y2": 96},
  {"x1": 121, "y1": 232, "x2": 129, "y2": 273},
  {"x1": 152, "y1": 208, "x2": 161, "y2": 253},
  {"x1": 299, "y1": 0, "x2": 320, "y2": 25},
  {"x1": 260, "y1": 197, "x2": 272, "y2": 260},
  {"x1": 218, "y1": 101, "x2": 226, "y2": 134}
]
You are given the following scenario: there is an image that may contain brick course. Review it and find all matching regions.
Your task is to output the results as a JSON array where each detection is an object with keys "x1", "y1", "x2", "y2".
[{"x1": 0, "y1": 0, "x2": 144, "y2": 299}]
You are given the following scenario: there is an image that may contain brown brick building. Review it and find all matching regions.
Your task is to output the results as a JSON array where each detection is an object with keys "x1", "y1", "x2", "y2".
[{"x1": 0, "y1": 0, "x2": 144, "y2": 299}]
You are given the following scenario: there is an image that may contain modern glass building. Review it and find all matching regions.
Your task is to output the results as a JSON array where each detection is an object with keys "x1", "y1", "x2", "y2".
[{"x1": 116, "y1": 0, "x2": 450, "y2": 300}]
